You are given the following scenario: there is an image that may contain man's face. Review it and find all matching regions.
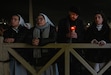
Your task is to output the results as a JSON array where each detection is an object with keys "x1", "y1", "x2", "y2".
[{"x1": 69, "y1": 11, "x2": 79, "y2": 21}]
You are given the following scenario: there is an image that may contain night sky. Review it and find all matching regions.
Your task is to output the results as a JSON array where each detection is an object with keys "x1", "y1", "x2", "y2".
[{"x1": 1, "y1": 0, "x2": 111, "y2": 25}]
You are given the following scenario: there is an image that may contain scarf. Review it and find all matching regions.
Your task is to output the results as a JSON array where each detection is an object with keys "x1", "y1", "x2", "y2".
[
  {"x1": 33, "y1": 13, "x2": 54, "y2": 61},
  {"x1": 33, "y1": 23, "x2": 50, "y2": 38},
  {"x1": 33, "y1": 23, "x2": 50, "y2": 59}
]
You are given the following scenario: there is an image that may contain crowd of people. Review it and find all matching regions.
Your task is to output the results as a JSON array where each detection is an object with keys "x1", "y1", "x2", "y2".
[{"x1": 0, "y1": 6, "x2": 111, "y2": 75}]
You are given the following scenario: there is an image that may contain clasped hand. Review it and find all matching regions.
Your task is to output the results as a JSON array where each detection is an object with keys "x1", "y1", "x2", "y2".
[
  {"x1": 32, "y1": 38, "x2": 39, "y2": 46},
  {"x1": 4, "y1": 38, "x2": 15, "y2": 43},
  {"x1": 91, "y1": 39, "x2": 106, "y2": 46}
]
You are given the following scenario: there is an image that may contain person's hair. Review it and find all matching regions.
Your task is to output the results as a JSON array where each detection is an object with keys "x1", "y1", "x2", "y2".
[{"x1": 10, "y1": 14, "x2": 20, "y2": 21}]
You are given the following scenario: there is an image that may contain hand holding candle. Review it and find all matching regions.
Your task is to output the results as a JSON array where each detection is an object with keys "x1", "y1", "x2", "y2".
[
  {"x1": 71, "y1": 26, "x2": 76, "y2": 32},
  {"x1": 70, "y1": 26, "x2": 77, "y2": 38}
]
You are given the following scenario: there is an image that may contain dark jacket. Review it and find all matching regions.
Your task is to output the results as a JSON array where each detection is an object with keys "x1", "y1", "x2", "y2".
[
  {"x1": 3, "y1": 25, "x2": 30, "y2": 62},
  {"x1": 57, "y1": 16, "x2": 85, "y2": 43},
  {"x1": 85, "y1": 23, "x2": 111, "y2": 63},
  {"x1": 27, "y1": 25, "x2": 56, "y2": 46},
  {"x1": 3, "y1": 25, "x2": 29, "y2": 43}
]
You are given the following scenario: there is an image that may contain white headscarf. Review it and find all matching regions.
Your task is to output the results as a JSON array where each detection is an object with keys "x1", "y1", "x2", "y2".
[
  {"x1": 33, "y1": 13, "x2": 55, "y2": 38},
  {"x1": 38, "y1": 13, "x2": 55, "y2": 26},
  {"x1": 17, "y1": 14, "x2": 25, "y2": 25},
  {"x1": 12, "y1": 14, "x2": 25, "y2": 33},
  {"x1": 17, "y1": 14, "x2": 32, "y2": 29}
]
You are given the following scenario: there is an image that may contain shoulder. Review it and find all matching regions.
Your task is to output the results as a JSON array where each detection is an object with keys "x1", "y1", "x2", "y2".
[{"x1": 18, "y1": 26, "x2": 29, "y2": 33}]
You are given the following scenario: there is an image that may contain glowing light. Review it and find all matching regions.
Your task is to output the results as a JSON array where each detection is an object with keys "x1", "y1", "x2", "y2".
[{"x1": 71, "y1": 26, "x2": 76, "y2": 31}]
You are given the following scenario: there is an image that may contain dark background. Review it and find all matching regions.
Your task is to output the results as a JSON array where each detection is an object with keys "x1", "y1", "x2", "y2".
[{"x1": 1, "y1": 0, "x2": 111, "y2": 26}]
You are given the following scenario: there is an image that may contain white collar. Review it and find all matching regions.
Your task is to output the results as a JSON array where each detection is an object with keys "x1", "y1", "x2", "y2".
[{"x1": 96, "y1": 24, "x2": 103, "y2": 31}]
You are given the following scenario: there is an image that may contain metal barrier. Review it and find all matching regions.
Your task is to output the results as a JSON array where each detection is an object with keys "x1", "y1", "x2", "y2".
[{"x1": 0, "y1": 36, "x2": 111, "y2": 75}]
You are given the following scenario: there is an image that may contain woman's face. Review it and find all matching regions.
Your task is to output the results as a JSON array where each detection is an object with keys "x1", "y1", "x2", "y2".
[
  {"x1": 94, "y1": 14, "x2": 103, "y2": 25},
  {"x1": 10, "y1": 15, "x2": 20, "y2": 27},
  {"x1": 36, "y1": 15, "x2": 46, "y2": 26}
]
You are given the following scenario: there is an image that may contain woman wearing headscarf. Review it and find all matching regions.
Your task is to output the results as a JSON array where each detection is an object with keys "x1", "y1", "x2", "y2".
[
  {"x1": 27, "y1": 13, "x2": 59, "y2": 75},
  {"x1": 3, "y1": 14, "x2": 29, "y2": 75}
]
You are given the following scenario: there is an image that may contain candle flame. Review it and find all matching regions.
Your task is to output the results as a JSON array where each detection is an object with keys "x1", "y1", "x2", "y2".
[{"x1": 71, "y1": 26, "x2": 76, "y2": 31}]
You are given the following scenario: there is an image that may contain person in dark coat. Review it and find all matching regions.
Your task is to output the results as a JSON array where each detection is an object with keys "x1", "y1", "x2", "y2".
[
  {"x1": 3, "y1": 14, "x2": 29, "y2": 75},
  {"x1": 57, "y1": 6, "x2": 85, "y2": 43},
  {"x1": 27, "y1": 13, "x2": 59, "y2": 75},
  {"x1": 56, "y1": 6, "x2": 85, "y2": 75},
  {"x1": 85, "y1": 11, "x2": 111, "y2": 74}
]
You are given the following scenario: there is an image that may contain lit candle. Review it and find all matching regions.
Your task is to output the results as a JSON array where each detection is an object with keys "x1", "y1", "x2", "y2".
[{"x1": 71, "y1": 26, "x2": 76, "y2": 32}]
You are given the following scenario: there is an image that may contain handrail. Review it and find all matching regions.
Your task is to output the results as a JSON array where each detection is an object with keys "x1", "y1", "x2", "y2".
[
  {"x1": 0, "y1": 36, "x2": 111, "y2": 75},
  {"x1": 3, "y1": 43, "x2": 111, "y2": 48}
]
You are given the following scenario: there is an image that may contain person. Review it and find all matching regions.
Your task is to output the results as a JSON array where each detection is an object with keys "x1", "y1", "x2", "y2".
[
  {"x1": 3, "y1": 14, "x2": 29, "y2": 75},
  {"x1": 27, "y1": 13, "x2": 59, "y2": 75},
  {"x1": 85, "y1": 11, "x2": 111, "y2": 74},
  {"x1": 0, "y1": 20, "x2": 10, "y2": 75},
  {"x1": 57, "y1": 6, "x2": 85, "y2": 75}
]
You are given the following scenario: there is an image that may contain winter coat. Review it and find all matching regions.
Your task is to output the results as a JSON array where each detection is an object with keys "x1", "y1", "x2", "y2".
[
  {"x1": 85, "y1": 23, "x2": 111, "y2": 63},
  {"x1": 57, "y1": 16, "x2": 85, "y2": 43}
]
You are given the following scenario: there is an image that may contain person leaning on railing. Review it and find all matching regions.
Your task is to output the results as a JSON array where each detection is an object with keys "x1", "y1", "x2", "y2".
[
  {"x1": 26, "y1": 13, "x2": 59, "y2": 75},
  {"x1": 56, "y1": 6, "x2": 86, "y2": 75},
  {"x1": 3, "y1": 13, "x2": 29, "y2": 75},
  {"x1": 84, "y1": 10, "x2": 111, "y2": 74}
]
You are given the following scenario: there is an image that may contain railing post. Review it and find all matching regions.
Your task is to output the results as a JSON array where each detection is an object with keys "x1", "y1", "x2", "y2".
[
  {"x1": 65, "y1": 47, "x2": 70, "y2": 75},
  {"x1": 0, "y1": 36, "x2": 10, "y2": 75},
  {"x1": 29, "y1": 0, "x2": 33, "y2": 26},
  {"x1": 0, "y1": 36, "x2": 3, "y2": 43}
]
